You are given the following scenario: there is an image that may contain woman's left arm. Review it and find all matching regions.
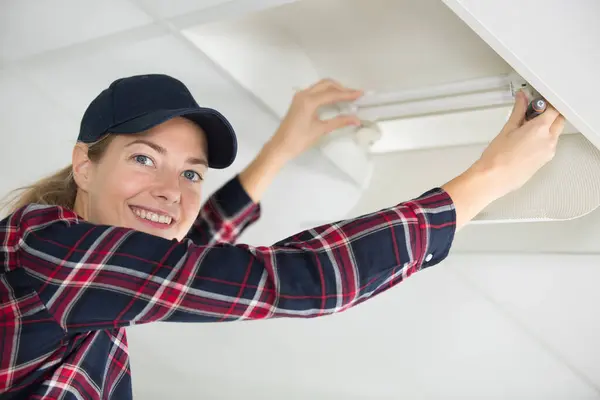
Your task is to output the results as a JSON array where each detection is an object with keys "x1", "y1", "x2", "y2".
[
  {"x1": 187, "y1": 78, "x2": 363, "y2": 245},
  {"x1": 185, "y1": 140, "x2": 293, "y2": 245},
  {"x1": 186, "y1": 175, "x2": 261, "y2": 246},
  {"x1": 188, "y1": 80, "x2": 339, "y2": 246}
]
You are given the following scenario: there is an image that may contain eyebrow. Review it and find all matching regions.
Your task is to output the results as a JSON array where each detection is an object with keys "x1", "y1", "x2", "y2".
[{"x1": 125, "y1": 139, "x2": 208, "y2": 167}]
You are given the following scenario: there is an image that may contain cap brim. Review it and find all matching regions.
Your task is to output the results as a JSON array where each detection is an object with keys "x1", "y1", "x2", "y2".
[{"x1": 109, "y1": 107, "x2": 237, "y2": 169}]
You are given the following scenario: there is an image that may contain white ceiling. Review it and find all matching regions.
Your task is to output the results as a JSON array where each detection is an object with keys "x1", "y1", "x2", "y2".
[{"x1": 1, "y1": 0, "x2": 599, "y2": 398}]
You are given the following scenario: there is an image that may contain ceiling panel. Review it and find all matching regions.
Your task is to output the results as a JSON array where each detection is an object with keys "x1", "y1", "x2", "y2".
[
  {"x1": 126, "y1": 266, "x2": 598, "y2": 398},
  {"x1": 182, "y1": 0, "x2": 515, "y2": 127},
  {"x1": 200, "y1": 0, "x2": 512, "y2": 93},
  {"x1": 0, "y1": 0, "x2": 153, "y2": 61},
  {"x1": 451, "y1": 254, "x2": 600, "y2": 390}
]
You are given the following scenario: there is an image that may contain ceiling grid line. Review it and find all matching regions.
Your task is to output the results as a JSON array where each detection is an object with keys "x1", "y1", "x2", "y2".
[
  {"x1": 129, "y1": 0, "x2": 283, "y2": 125},
  {"x1": 7, "y1": 0, "x2": 299, "y2": 69},
  {"x1": 127, "y1": 0, "x2": 365, "y2": 184}
]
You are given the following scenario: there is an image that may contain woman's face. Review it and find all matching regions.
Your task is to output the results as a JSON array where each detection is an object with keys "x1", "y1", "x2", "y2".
[{"x1": 74, "y1": 117, "x2": 209, "y2": 241}]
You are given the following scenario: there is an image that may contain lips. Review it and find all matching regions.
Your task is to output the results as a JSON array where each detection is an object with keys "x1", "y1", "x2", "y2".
[{"x1": 130, "y1": 206, "x2": 173, "y2": 225}]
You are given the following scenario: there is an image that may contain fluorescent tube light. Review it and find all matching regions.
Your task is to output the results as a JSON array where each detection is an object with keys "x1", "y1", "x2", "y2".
[
  {"x1": 325, "y1": 73, "x2": 528, "y2": 122},
  {"x1": 355, "y1": 74, "x2": 514, "y2": 106},
  {"x1": 355, "y1": 90, "x2": 514, "y2": 121}
]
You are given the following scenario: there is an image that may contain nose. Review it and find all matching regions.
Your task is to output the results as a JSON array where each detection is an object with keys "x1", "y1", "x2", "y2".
[{"x1": 151, "y1": 172, "x2": 182, "y2": 204}]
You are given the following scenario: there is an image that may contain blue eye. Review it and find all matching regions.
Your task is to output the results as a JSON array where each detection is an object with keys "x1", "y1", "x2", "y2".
[
  {"x1": 133, "y1": 155, "x2": 154, "y2": 167},
  {"x1": 182, "y1": 170, "x2": 202, "y2": 182}
]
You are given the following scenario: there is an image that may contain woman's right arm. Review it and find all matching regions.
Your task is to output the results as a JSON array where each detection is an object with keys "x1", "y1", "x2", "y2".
[{"x1": 15, "y1": 185, "x2": 454, "y2": 332}]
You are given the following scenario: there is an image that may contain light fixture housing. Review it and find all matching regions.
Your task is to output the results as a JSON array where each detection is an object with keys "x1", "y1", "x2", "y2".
[{"x1": 317, "y1": 72, "x2": 600, "y2": 224}]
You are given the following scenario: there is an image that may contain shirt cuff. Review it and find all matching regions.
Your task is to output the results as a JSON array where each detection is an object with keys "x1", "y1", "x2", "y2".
[
  {"x1": 210, "y1": 175, "x2": 261, "y2": 219},
  {"x1": 409, "y1": 187, "x2": 457, "y2": 269}
]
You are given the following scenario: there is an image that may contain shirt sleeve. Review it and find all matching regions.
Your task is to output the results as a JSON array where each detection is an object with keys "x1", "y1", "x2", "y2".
[
  {"x1": 16, "y1": 188, "x2": 456, "y2": 333},
  {"x1": 186, "y1": 175, "x2": 260, "y2": 245}
]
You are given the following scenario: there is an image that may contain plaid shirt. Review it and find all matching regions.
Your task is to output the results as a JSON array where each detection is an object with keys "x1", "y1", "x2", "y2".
[{"x1": 0, "y1": 175, "x2": 456, "y2": 399}]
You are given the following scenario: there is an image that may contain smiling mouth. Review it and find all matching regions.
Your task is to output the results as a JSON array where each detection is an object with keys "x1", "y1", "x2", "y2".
[{"x1": 130, "y1": 206, "x2": 174, "y2": 226}]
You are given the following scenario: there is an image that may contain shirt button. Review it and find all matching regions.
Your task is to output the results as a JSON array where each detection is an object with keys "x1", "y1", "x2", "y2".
[{"x1": 425, "y1": 254, "x2": 433, "y2": 262}]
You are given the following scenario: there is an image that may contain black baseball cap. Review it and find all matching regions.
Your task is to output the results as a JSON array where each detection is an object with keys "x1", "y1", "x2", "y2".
[{"x1": 78, "y1": 74, "x2": 237, "y2": 169}]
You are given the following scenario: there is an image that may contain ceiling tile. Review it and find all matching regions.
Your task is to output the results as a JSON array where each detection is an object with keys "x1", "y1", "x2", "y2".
[
  {"x1": 126, "y1": 266, "x2": 598, "y2": 398},
  {"x1": 0, "y1": 0, "x2": 153, "y2": 61},
  {"x1": 247, "y1": 0, "x2": 512, "y2": 92},
  {"x1": 452, "y1": 254, "x2": 600, "y2": 390}
]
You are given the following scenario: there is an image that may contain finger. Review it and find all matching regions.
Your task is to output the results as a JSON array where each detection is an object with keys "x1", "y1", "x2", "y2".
[
  {"x1": 549, "y1": 114, "x2": 566, "y2": 137},
  {"x1": 308, "y1": 78, "x2": 363, "y2": 97},
  {"x1": 311, "y1": 88, "x2": 364, "y2": 107},
  {"x1": 504, "y1": 90, "x2": 528, "y2": 131},
  {"x1": 534, "y1": 104, "x2": 560, "y2": 126},
  {"x1": 307, "y1": 78, "x2": 343, "y2": 94},
  {"x1": 320, "y1": 115, "x2": 361, "y2": 133}
]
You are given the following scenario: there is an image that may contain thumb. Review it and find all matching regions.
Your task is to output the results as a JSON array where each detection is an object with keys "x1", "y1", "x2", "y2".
[
  {"x1": 549, "y1": 114, "x2": 566, "y2": 138},
  {"x1": 504, "y1": 91, "x2": 528, "y2": 131},
  {"x1": 321, "y1": 115, "x2": 361, "y2": 134}
]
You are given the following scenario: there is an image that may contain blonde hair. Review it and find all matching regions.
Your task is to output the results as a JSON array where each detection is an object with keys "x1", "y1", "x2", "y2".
[{"x1": 2, "y1": 135, "x2": 115, "y2": 215}]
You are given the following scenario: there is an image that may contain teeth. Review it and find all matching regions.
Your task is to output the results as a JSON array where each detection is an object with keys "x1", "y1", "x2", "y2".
[{"x1": 132, "y1": 207, "x2": 172, "y2": 225}]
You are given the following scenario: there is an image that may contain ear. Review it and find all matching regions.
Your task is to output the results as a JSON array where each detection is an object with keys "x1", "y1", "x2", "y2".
[{"x1": 72, "y1": 143, "x2": 94, "y2": 192}]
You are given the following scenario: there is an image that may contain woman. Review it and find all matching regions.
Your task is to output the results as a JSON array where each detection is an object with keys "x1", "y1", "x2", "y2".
[{"x1": 0, "y1": 73, "x2": 564, "y2": 399}]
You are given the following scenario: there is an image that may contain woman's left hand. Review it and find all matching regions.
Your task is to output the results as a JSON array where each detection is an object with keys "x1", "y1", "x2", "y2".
[
  {"x1": 239, "y1": 79, "x2": 363, "y2": 202},
  {"x1": 267, "y1": 79, "x2": 364, "y2": 163}
]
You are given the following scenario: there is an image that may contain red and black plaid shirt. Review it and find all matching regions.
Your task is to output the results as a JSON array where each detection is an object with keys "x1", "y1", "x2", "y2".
[{"x1": 0, "y1": 175, "x2": 455, "y2": 399}]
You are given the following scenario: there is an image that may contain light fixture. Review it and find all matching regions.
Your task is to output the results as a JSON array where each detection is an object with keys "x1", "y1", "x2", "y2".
[
  {"x1": 314, "y1": 71, "x2": 532, "y2": 188},
  {"x1": 315, "y1": 72, "x2": 600, "y2": 225}
]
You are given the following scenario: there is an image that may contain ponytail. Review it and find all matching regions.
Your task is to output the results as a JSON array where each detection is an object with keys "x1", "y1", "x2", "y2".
[
  {"x1": 4, "y1": 166, "x2": 77, "y2": 214},
  {"x1": 1, "y1": 135, "x2": 115, "y2": 216}
]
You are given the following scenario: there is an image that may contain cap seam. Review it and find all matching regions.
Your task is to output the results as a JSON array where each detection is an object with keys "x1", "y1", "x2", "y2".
[{"x1": 110, "y1": 85, "x2": 116, "y2": 127}]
